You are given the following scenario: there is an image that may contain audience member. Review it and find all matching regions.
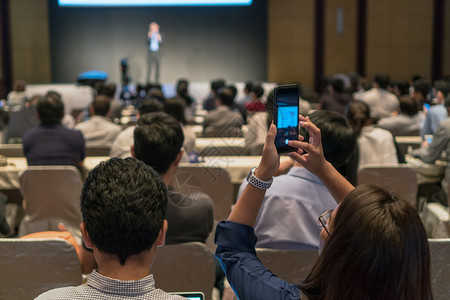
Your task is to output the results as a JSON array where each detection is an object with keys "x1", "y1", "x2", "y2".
[
  {"x1": 412, "y1": 79, "x2": 431, "y2": 109},
  {"x1": 319, "y1": 77, "x2": 353, "y2": 116},
  {"x1": 203, "y1": 87, "x2": 244, "y2": 137},
  {"x1": 228, "y1": 84, "x2": 248, "y2": 123},
  {"x1": 215, "y1": 117, "x2": 432, "y2": 300},
  {"x1": 172, "y1": 78, "x2": 195, "y2": 119},
  {"x1": 165, "y1": 97, "x2": 196, "y2": 155},
  {"x1": 45, "y1": 91, "x2": 76, "y2": 129},
  {"x1": 23, "y1": 94, "x2": 85, "y2": 167},
  {"x1": 417, "y1": 94, "x2": 450, "y2": 197},
  {"x1": 109, "y1": 98, "x2": 163, "y2": 158},
  {"x1": 244, "y1": 84, "x2": 265, "y2": 114},
  {"x1": 6, "y1": 80, "x2": 27, "y2": 106},
  {"x1": 348, "y1": 101, "x2": 398, "y2": 170},
  {"x1": 236, "y1": 81, "x2": 254, "y2": 105},
  {"x1": 239, "y1": 110, "x2": 355, "y2": 250},
  {"x1": 75, "y1": 95, "x2": 122, "y2": 147},
  {"x1": 133, "y1": 112, "x2": 214, "y2": 244},
  {"x1": 377, "y1": 96, "x2": 424, "y2": 136},
  {"x1": 3, "y1": 95, "x2": 40, "y2": 143},
  {"x1": 36, "y1": 158, "x2": 185, "y2": 299},
  {"x1": 391, "y1": 80, "x2": 410, "y2": 98},
  {"x1": 356, "y1": 73, "x2": 399, "y2": 121},
  {"x1": 203, "y1": 79, "x2": 225, "y2": 111},
  {"x1": 420, "y1": 80, "x2": 450, "y2": 138}
]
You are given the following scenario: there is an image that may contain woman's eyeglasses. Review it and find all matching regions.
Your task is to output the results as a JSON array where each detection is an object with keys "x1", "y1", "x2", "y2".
[{"x1": 318, "y1": 209, "x2": 333, "y2": 235}]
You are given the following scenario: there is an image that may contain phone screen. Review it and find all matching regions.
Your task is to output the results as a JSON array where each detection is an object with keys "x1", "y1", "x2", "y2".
[{"x1": 274, "y1": 85, "x2": 299, "y2": 153}]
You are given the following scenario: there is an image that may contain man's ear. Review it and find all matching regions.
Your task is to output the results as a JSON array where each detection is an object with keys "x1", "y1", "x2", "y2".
[
  {"x1": 173, "y1": 150, "x2": 183, "y2": 167},
  {"x1": 80, "y1": 222, "x2": 94, "y2": 249},
  {"x1": 155, "y1": 219, "x2": 168, "y2": 248},
  {"x1": 131, "y1": 145, "x2": 136, "y2": 158}
]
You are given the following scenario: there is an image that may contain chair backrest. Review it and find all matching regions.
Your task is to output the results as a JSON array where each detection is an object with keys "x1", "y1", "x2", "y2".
[
  {"x1": 0, "y1": 238, "x2": 82, "y2": 299},
  {"x1": 428, "y1": 239, "x2": 450, "y2": 300},
  {"x1": 173, "y1": 166, "x2": 233, "y2": 221},
  {"x1": 152, "y1": 242, "x2": 215, "y2": 300},
  {"x1": 256, "y1": 248, "x2": 319, "y2": 284},
  {"x1": 357, "y1": 165, "x2": 418, "y2": 208},
  {"x1": 86, "y1": 146, "x2": 111, "y2": 156},
  {"x1": 18, "y1": 166, "x2": 83, "y2": 239}
]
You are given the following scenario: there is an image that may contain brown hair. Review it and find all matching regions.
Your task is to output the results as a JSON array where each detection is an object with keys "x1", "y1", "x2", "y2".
[{"x1": 298, "y1": 185, "x2": 432, "y2": 300}]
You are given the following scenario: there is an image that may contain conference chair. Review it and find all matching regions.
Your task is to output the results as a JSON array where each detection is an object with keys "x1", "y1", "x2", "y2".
[
  {"x1": 0, "y1": 144, "x2": 24, "y2": 157},
  {"x1": 152, "y1": 242, "x2": 215, "y2": 300},
  {"x1": 357, "y1": 165, "x2": 418, "y2": 208},
  {"x1": 0, "y1": 238, "x2": 82, "y2": 299},
  {"x1": 172, "y1": 166, "x2": 233, "y2": 221},
  {"x1": 429, "y1": 238, "x2": 450, "y2": 300},
  {"x1": 85, "y1": 146, "x2": 111, "y2": 156},
  {"x1": 256, "y1": 248, "x2": 319, "y2": 283},
  {"x1": 18, "y1": 166, "x2": 83, "y2": 241}
]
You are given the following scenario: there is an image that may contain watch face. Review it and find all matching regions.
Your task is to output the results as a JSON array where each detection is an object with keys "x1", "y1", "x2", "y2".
[{"x1": 246, "y1": 167, "x2": 257, "y2": 181}]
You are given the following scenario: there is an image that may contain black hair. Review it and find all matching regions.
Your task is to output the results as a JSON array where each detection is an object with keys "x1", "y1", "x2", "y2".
[
  {"x1": 81, "y1": 158, "x2": 168, "y2": 265},
  {"x1": 348, "y1": 101, "x2": 371, "y2": 136},
  {"x1": 244, "y1": 81, "x2": 254, "y2": 94},
  {"x1": 216, "y1": 87, "x2": 235, "y2": 107},
  {"x1": 331, "y1": 78, "x2": 344, "y2": 93},
  {"x1": 211, "y1": 79, "x2": 226, "y2": 93},
  {"x1": 393, "y1": 80, "x2": 410, "y2": 96},
  {"x1": 176, "y1": 78, "x2": 193, "y2": 106},
  {"x1": 252, "y1": 85, "x2": 264, "y2": 98},
  {"x1": 228, "y1": 85, "x2": 238, "y2": 100},
  {"x1": 165, "y1": 97, "x2": 186, "y2": 125},
  {"x1": 139, "y1": 98, "x2": 164, "y2": 115},
  {"x1": 134, "y1": 112, "x2": 184, "y2": 174},
  {"x1": 374, "y1": 73, "x2": 390, "y2": 89},
  {"x1": 301, "y1": 110, "x2": 355, "y2": 168},
  {"x1": 434, "y1": 80, "x2": 450, "y2": 98},
  {"x1": 97, "y1": 83, "x2": 117, "y2": 98},
  {"x1": 92, "y1": 95, "x2": 111, "y2": 116},
  {"x1": 38, "y1": 91, "x2": 65, "y2": 124},
  {"x1": 399, "y1": 96, "x2": 418, "y2": 116},
  {"x1": 413, "y1": 79, "x2": 430, "y2": 98}
]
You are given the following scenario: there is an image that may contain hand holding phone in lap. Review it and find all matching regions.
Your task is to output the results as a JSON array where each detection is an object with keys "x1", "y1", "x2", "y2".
[{"x1": 273, "y1": 84, "x2": 300, "y2": 153}]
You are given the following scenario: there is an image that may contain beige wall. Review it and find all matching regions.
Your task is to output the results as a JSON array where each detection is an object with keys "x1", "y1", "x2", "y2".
[
  {"x1": 10, "y1": 0, "x2": 51, "y2": 84},
  {"x1": 444, "y1": 1, "x2": 450, "y2": 76},
  {"x1": 366, "y1": 0, "x2": 433, "y2": 81},
  {"x1": 324, "y1": 0, "x2": 357, "y2": 77},
  {"x1": 267, "y1": 0, "x2": 315, "y2": 88}
]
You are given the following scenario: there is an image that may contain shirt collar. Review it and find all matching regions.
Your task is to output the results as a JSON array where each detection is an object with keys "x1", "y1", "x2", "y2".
[
  {"x1": 87, "y1": 270, "x2": 156, "y2": 296},
  {"x1": 286, "y1": 166, "x2": 324, "y2": 185}
]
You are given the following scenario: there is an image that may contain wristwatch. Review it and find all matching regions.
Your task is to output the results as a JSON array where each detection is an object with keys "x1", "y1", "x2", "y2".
[{"x1": 246, "y1": 167, "x2": 273, "y2": 190}]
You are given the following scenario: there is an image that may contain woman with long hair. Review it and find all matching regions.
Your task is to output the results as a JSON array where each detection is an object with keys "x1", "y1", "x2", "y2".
[{"x1": 215, "y1": 115, "x2": 432, "y2": 300}]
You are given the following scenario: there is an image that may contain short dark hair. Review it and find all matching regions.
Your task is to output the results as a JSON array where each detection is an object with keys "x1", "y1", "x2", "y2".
[
  {"x1": 252, "y1": 85, "x2": 264, "y2": 98},
  {"x1": 81, "y1": 158, "x2": 168, "y2": 265},
  {"x1": 348, "y1": 101, "x2": 371, "y2": 136},
  {"x1": 216, "y1": 87, "x2": 235, "y2": 107},
  {"x1": 97, "y1": 83, "x2": 117, "y2": 98},
  {"x1": 165, "y1": 97, "x2": 186, "y2": 125},
  {"x1": 92, "y1": 95, "x2": 111, "y2": 116},
  {"x1": 413, "y1": 79, "x2": 430, "y2": 98},
  {"x1": 374, "y1": 73, "x2": 390, "y2": 89},
  {"x1": 331, "y1": 78, "x2": 344, "y2": 93},
  {"x1": 434, "y1": 80, "x2": 450, "y2": 98},
  {"x1": 211, "y1": 79, "x2": 226, "y2": 93},
  {"x1": 139, "y1": 98, "x2": 164, "y2": 115},
  {"x1": 38, "y1": 92, "x2": 64, "y2": 124},
  {"x1": 299, "y1": 185, "x2": 432, "y2": 299},
  {"x1": 301, "y1": 110, "x2": 355, "y2": 168},
  {"x1": 399, "y1": 96, "x2": 418, "y2": 116},
  {"x1": 134, "y1": 112, "x2": 184, "y2": 174}
]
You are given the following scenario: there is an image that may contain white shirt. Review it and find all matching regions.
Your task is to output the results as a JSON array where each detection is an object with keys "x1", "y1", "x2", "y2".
[
  {"x1": 357, "y1": 88, "x2": 399, "y2": 119},
  {"x1": 358, "y1": 126, "x2": 398, "y2": 170},
  {"x1": 75, "y1": 116, "x2": 122, "y2": 147},
  {"x1": 238, "y1": 167, "x2": 337, "y2": 250}
]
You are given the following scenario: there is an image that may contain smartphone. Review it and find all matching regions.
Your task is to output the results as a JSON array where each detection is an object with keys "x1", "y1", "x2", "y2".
[{"x1": 273, "y1": 84, "x2": 300, "y2": 153}]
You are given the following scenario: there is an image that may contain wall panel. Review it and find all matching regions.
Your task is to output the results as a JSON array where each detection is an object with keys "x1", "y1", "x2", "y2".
[{"x1": 444, "y1": 0, "x2": 450, "y2": 76}]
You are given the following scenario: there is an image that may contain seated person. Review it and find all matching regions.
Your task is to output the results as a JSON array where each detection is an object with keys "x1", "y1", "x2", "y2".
[
  {"x1": 23, "y1": 93, "x2": 85, "y2": 168},
  {"x1": 215, "y1": 117, "x2": 432, "y2": 300},
  {"x1": 75, "y1": 95, "x2": 122, "y2": 147},
  {"x1": 132, "y1": 112, "x2": 214, "y2": 244},
  {"x1": 109, "y1": 98, "x2": 163, "y2": 158},
  {"x1": 420, "y1": 81, "x2": 450, "y2": 138},
  {"x1": 244, "y1": 84, "x2": 266, "y2": 114},
  {"x1": 348, "y1": 101, "x2": 399, "y2": 170},
  {"x1": 6, "y1": 79, "x2": 27, "y2": 106},
  {"x1": 319, "y1": 77, "x2": 353, "y2": 116},
  {"x1": 238, "y1": 110, "x2": 355, "y2": 250},
  {"x1": 203, "y1": 87, "x2": 244, "y2": 137},
  {"x1": 377, "y1": 96, "x2": 424, "y2": 136},
  {"x1": 3, "y1": 95, "x2": 40, "y2": 143},
  {"x1": 36, "y1": 158, "x2": 185, "y2": 299},
  {"x1": 203, "y1": 79, "x2": 225, "y2": 111}
]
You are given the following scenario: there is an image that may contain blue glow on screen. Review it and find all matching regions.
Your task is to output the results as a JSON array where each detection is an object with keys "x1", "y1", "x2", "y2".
[{"x1": 59, "y1": 0, "x2": 252, "y2": 6}]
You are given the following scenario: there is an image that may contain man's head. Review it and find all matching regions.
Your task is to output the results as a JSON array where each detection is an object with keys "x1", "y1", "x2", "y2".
[
  {"x1": 133, "y1": 112, "x2": 184, "y2": 175},
  {"x1": 139, "y1": 98, "x2": 164, "y2": 115},
  {"x1": 330, "y1": 78, "x2": 345, "y2": 93},
  {"x1": 90, "y1": 95, "x2": 111, "y2": 117},
  {"x1": 373, "y1": 73, "x2": 390, "y2": 90},
  {"x1": 37, "y1": 92, "x2": 64, "y2": 124},
  {"x1": 434, "y1": 81, "x2": 450, "y2": 103},
  {"x1": 215, "y1": 87, "x2": 235, "y2": 107},
  {"x1": 211, "y1": 79, "x2": 226, "y2": 95},
  {"x1": 81, "y1": 158, "x2": 168, "y2": 265},
  {"x1": 399, "y1": 96, "x2": 419, "y2": 116},
  {"x1": 251, "y1": 85, "x2": 264, "y2": 99},
  {"x1": 413, "y1": 79, "x2": 430, "y2": 101},
  {"x1": 300, "y1": 110, "x2": 355, "y2": 168}
]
